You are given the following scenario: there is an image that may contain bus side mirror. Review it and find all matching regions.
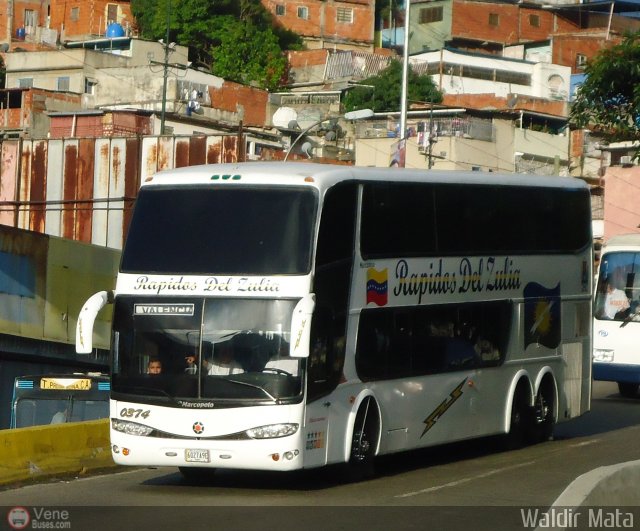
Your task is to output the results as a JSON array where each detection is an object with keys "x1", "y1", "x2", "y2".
[
  {"x1": 289, "y1": 293, "x2": 316, "y2": 358},
  {"x1": 76, "y1": 291, "x2": 114, "y2": 354}
]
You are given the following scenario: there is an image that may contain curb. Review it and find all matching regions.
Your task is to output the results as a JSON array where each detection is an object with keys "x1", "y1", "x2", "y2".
[{"x1": 534, "y1": 460, "x2": 640, "y2": 531}]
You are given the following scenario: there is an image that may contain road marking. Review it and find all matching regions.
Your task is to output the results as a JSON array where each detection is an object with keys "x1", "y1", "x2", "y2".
[
  {"x1": 395, "y1": 460, "x2": 536, "y2": 499},
  {"x1": 568, "y1": 439, "x2": 599, "y2": 448}
]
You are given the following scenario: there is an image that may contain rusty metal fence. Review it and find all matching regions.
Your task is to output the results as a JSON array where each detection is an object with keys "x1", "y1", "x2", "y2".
[{"x1": 0, "y1": 134, "x2": 241, "y2": 250}]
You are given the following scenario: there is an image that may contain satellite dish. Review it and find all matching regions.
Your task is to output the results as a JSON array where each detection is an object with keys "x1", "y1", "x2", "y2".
[
  {"x1": 0, "y1": 43, "x2": 9, "y2": 52},
  {"x1": 301, "y1": 141, "x2": 314, "y2": 159},
  {"x1": 324, "y1": 130, "x2": 336, "y2": 142},
  {"x1": 272, "y1": 107, "x2": 298, "y2": 128},
  {"x1": 288, "y1": 120, "x2": 300, "y2": 130}
]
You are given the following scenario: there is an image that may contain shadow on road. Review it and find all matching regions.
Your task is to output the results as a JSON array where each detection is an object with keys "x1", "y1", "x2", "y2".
[{"x1": 141, "y1": 382, "x2": 640, "y2": 492}]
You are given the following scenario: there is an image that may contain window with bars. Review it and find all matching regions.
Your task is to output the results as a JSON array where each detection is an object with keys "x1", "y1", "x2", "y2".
[
  {"x1": 529, "y1": 14, "x2": 540, "y2": 27},
  {"x1": 297, "y1": 6, "x2": 308, "y2": 19},
  {"x1": 71, "y1": 7, "x2": 79, "y2": 21},
  {"x1": 337, "y1": 7, "x2": 353, "y2": 23},
  {"x1": 24, "y1": 9, "x2": 37, "y2": 28},
  {"x1": 419, "y1": 6, "x2": 443, "y2": 24},
  {"x1": 107, "y1": 4, "x2": 118, "y2": 24},
  {"x1": 488, "y1": 13, "x2": 499, "y2": 26},
  {"x1": 58, "y1": 77, "x2": 70, "y2": 91}
]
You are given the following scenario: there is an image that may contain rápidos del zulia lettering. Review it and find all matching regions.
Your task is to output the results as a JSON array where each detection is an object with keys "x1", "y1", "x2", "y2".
[{"x1": 393, "y1": 257, "x2": 521, "y2": 304}]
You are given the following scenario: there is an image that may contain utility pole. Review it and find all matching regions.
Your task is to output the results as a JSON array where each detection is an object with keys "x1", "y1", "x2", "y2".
[{"x1": 159, "y1": 0, "x2": 171, "y2": 135}]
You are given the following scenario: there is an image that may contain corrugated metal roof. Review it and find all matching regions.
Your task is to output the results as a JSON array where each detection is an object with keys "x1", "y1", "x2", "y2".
[{"x1": 325, "y1": 51, "x2": 392, "y2": 81}]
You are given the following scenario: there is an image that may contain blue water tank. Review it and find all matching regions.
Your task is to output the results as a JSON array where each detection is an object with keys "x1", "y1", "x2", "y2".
[
  {"x1": 16, "y1": 27, "x2": 26, "y2": 40},
  {"x1": 106, "y1": 23, "x2": 125, "y2": 38}
]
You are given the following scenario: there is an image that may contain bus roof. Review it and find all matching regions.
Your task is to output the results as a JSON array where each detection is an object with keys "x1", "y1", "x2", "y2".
[
  {"x1": 602, "y1": 233, "x2": 640, "y2": 251},
  {"x1": 144, "y1": 162, "x2": 589, "y2": 193}
]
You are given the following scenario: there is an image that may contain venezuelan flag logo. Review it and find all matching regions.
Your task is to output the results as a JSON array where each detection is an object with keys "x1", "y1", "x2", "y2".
[
  {"x1": 524, "y1": 282, "x2": 561, "y2": 349},
  {"x1": 366, "y1": 268, "x2": 388, "y2": 306}
]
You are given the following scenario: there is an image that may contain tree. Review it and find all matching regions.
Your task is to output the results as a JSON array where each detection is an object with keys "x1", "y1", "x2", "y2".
[
  {"x1": 209, "y1": 18, "x2": 287, "y2": 90},
  {"x1": 130, "y1": 0, "x2": 302, "y2": 90},
  {"x1": 570, "y1": 32, "x2": 640, "y2": 153},
  {"x1": 342, "y1": 59, "x2": 443, "y2": 113}
]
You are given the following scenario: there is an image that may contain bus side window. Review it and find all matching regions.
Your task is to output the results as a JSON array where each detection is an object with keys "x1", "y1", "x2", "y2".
[{"x1": 308, "y1": 308, "x2": 344, "y2": 401}]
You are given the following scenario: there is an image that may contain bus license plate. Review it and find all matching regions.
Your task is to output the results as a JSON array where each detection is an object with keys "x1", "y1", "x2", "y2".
[{"x1": 185, "y1": 449, "x2": 210, "y2": 463}]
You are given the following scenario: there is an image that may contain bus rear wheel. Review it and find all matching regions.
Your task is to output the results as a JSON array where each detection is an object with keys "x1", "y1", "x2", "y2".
[
  {"x1": 344, "y1": 396, "x2": 379, "y2": 482},
  {"x1": 618, "y1": 382, "x2": 639, "y2": 398},
  {"x1": 531, "y1": 384, "x2": 555, "y2": 443}
]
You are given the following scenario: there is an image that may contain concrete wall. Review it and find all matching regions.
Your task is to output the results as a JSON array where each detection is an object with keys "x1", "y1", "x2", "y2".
[
  {"x1": 0, "y1": 419, "x2": 116, "y2": 485},
  {"x1": 602, "y1": 166, "x2": 640, "y2": 240}
]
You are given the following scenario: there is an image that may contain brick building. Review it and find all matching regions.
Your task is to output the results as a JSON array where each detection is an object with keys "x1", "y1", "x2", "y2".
[
  {"x1": 0, "y1": 0, "x2": 133, "y2": 49},
  {"x1": 262, "y1": 0, "x2": 376, "y2": 51}
]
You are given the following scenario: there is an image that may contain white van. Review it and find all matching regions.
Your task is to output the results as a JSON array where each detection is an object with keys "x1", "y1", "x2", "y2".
[{"x1": 593, "y1": 233, "x2": 640, "y2": 397}]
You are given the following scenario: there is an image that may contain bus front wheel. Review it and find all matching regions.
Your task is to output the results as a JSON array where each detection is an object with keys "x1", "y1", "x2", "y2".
[
  {"x1": 344, "y1": 396, "x2": 379, "y2": 482},
  {"x1": 618, "y1": 382, "x2": 639, "y2": 398}
]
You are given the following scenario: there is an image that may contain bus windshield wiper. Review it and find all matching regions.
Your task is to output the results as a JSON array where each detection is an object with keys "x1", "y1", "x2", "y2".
[
  {"x1": 225, "y1": 378, "x2": 277, "y2": 402},
  {"x1": 620, "y1": 307, "x2": 640, "y2": 328}
]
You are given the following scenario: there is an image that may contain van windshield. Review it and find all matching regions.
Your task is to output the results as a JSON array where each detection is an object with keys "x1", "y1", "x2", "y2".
[{"x1": 594, "y1": 251, "x2": 640, "y2": 322}]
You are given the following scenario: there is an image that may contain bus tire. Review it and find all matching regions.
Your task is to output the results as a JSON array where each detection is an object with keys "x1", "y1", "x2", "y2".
[
  {"x1": 178, "y1": 466, "x2": 216, "y2": 483},
  {"x1": 618, "y1": 382, "x2": 639, "y2": 398},
  {"x1": 343, "y1": 396, "x2": 379, "y2": 482},
  {"x1": 504, "y1": 387, "x2": 530, "y2": 451},
  {"x1": 531, "y1": 379, "x2": 555, "y2": 443}
]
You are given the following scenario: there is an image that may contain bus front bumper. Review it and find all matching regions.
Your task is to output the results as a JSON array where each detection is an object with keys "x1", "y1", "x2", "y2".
[{"x1": 110, "y1": 431, "x2": 305, "y2": 471}]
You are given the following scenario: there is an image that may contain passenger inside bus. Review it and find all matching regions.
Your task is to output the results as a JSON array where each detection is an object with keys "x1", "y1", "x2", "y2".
[
  {"x1": 147, "y1": 358, "x2": 163, "y2": 374},
  {"x1": 50, "y1": 407, "x2": 68, "y2": 424},
  {"x1": 603, "y1": 282, "x2": 630, "y2": 320},
  {"x1": 204, "y1": 343, "x2": 244, "y2": 375},
  {"x1": 184, "y1": 353, "x2": 198, "y2": 374}
]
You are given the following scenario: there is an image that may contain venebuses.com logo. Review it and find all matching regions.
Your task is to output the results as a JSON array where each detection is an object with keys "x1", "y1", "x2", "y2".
[{"x1": 7, "y1": 506, "x2": 71, "y2": 529}]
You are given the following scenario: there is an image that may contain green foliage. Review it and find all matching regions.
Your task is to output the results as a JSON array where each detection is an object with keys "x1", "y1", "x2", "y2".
[
  {"x1": 570, "y1": 32, "x2": 640, "y2": 147},
  {"x1": 130, "y1": 0, "x2": 302, "y2": 89},
  {"x1": 210, "y1": 19, "x2": 287, "y2": 91},
  {"x1": 342, "y1": 59, "x2": 443, "y2": 113}
]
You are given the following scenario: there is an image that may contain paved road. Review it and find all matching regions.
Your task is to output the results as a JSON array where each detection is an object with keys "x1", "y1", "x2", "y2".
[{"x1": 1, "y1": 381, "x2": 639, "y2": 531}]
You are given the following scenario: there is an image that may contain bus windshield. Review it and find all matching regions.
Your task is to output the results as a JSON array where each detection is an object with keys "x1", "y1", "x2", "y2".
[
  {"x1": 120, "y1": 186, "x2": 317, "y2": 275},
  {"x1": 11, "y1": 375, "x2": 110, "y2": 428},
  {"x1": 594, "y1": 251, "x2": 640, "y2": 322},
  {"x1": 112, "y1": 297, "x2": 302, "y2": 403}
]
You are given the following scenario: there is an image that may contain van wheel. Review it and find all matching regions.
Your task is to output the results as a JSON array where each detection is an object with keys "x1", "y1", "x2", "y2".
[
  {"x1": 344, "y1": 396, "x2": 378, "y2": 482},
  {"x1": 618, "y1": 382, "x2": 639, "y2": 398}
]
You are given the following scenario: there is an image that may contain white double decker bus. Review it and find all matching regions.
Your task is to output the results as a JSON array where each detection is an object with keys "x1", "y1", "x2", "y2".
[{"x1": 76, "y1": 162, "x2": 592, "y2": 480}]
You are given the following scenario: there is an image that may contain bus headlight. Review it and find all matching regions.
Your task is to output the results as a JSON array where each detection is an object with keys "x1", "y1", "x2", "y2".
[
  {"x1": 112, "y1": 418, "x2": 154, "y2": 436},
  {"x1": 593, "y1": 349, "x2": 614, "y2": 362},
  {"x1": 246, "y1": 423, "x2": 299, "y2": 439}
]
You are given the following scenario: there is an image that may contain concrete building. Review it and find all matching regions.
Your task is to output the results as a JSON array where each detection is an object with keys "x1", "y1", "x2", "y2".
[
  {"x1": 353, "y1": 108, "x2": 570, "y2": 175},
  {"x1": 411, "y1": 48, "x2": 572, "y2": 102}
]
